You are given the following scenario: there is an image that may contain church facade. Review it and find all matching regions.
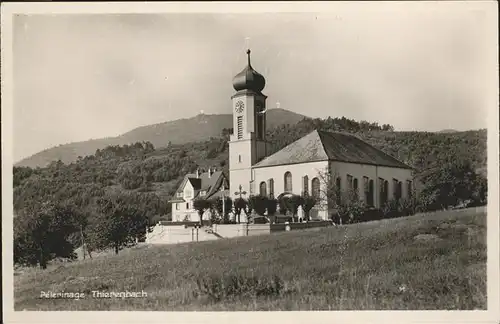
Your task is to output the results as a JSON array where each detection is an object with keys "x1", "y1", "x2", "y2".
[{"x1": 228, "y1": 50, "x2": 414, "y2": 221}]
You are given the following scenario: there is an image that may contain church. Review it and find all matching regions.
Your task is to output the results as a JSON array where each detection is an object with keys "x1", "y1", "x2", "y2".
[{"x1": 171, "y1": 49, "x2": 414, "y2": 222}]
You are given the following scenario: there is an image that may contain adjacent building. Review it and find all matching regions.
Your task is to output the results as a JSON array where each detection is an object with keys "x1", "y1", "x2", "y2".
[{"x1": 169, "y1": 168, "x2": 228, "y2": 222}]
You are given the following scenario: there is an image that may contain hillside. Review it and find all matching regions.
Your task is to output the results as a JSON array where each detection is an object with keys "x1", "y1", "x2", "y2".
[
  {"x1": 16, "y1": 108, "x2": 307, "y2": 168},
  {"x1": 14, "y1": 207, "x2": 486, "y2": 310},
  {"x1": 13, "y1": 116, "x2": 487, "y2": 224}
]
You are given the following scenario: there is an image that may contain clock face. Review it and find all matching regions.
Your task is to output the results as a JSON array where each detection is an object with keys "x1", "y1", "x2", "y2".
[{"x1": 235, "y1": 101, "x2": 245, "y2": 113}]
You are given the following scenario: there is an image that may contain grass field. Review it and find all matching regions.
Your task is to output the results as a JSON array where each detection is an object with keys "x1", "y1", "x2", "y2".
[{"x1": 14, "y1": 207, "x2": 487, "y2": 311}]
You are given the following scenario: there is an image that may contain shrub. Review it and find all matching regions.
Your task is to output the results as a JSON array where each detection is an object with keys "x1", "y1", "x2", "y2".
[
  {"x1": 14, "y1": 203, "x2": 78, "y2": 268},
  {"x1": 278, "y1": 197, "x2": 289, "y2": 215},
  {"x1": 287, "y1": 195, "x2": 304, "y2": 218},
  {"x1": 266, "y1": 198, "x2": 278, "y2": 215},
  {"x1": 193, "y1": 199, "x2": 211, "y2": 225},
  {"x1": 212, "y1": 196, "x2": 233, "y2": 224},
  {"x1": 381, "y1": 199, "x2": 402, "y2": 219},
  {"x1": 398, "y1": 197, "x2": 418, "y2": 216},
  {"x1": 335, "y1": 190, "x2": 365, "y2": 224},
  {"x1": 360, "y1": 208, "x2": 384, "y2": 222},
  {"x1": 301, "y1": 195, "x2": 317, "y2": 221},
  {"x1": 249, "y1": 195, "x2": 269, "y2": 217}
]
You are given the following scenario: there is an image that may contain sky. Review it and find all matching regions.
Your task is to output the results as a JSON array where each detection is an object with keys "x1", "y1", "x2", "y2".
[{"x1": 11, "y1": 2, "x2": 497, "y2": 162}]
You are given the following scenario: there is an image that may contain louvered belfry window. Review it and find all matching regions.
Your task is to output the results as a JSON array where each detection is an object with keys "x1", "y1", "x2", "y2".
[{"x1": 237, "y1": 116, "x2": 243, "y2": 139}]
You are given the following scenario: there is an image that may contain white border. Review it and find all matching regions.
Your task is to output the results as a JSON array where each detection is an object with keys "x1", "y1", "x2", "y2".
[{"x1": 2, "y1": 2, "x2": 499, "y2": 324}]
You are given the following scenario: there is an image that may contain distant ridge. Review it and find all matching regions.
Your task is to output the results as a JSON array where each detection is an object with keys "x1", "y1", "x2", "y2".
[
  {"x1": 437, "y1": 129, "x2": 459, "y2": 133},
  {"x1": 16, "y1": 108, "x2": 307, "y2": 168}
]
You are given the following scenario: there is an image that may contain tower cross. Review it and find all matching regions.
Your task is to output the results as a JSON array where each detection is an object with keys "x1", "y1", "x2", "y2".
[
  {"x1": 234, "y1": 185, "x2": 247, "y2": 199},
  {"x1": 246, "y1": 49, "x2": 251, "y2": 66}
]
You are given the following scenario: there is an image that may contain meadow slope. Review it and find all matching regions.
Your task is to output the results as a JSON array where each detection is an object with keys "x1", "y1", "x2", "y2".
[{"x1": 14, "y1": 207, "x2": 486, "y2": 311}]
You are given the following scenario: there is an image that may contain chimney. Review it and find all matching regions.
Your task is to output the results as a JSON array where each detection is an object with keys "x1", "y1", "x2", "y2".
[
  {"x1": 196, "y1": 169, "x2": 199, "y2": 178},
  {"x1": 208, "y1": 167, "x2": 212, "y2": 178}
]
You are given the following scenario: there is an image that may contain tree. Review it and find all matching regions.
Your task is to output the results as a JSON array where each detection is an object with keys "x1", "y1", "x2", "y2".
[
  {"x1": 233, "y1": 198, "x2": 247, "y2": 224},
  {"x1": 87, "y1": 194, "x2": 149, "y2": 255},
  {"x1": 336, "y1": 189, "x2": 366, "y2": 224},
  {"x1": 315, "y1": 167, "x2": 367, "y2": 224},
  {"x1": 301, "y1": 194, "x2": 316, "y2": 221},
  {"x1": 14, "y1": 202, "x2": 78, "y2": 269},
  {"x1": 250, "y1": 195, "x2": 268, "y2": 217},
  {"x1": 471, "y1": 174, "x2": 487, "y2": 206},
  {"x1": 193, "y1": 198, "x2": 212, "y2": 226},
  {"x1": 315, "y1": 166, "x2": 340, "y2": 216},
  {"x1": 70, "y1": 206, "x2": 93, "y2": 259},
  {"x1": 266, "y1": 198, "x2": 278, "y2": 223},
  {"x1": 212, "y1": 196, "x2": 233, "y2": 223},
  {"x1": 287, "y1": 194, "x2": 305, "y2": 222},
  {"x1": 246, "y1": 196, "x2": 255, "y2": 220},
  {"x1": 419, "y1": 159, "x2": 482, "y2": 210},
  {"x1": 278, "y1": 197, "x2": 289, "y2": 216}
]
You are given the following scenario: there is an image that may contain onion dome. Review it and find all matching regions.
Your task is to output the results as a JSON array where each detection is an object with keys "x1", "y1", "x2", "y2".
[{"x1": 232, "y1": 49, "x2": 266, "y2": 92}]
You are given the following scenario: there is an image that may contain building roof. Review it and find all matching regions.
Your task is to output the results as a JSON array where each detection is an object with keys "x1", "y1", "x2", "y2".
[
  {"x1": 253, "y1": 129, "x2": 412, "y2": 170},
  {"x1": 172, "y1": 169, "x2": 227, "y2": 201},
  {"x1": 232, "y1": 49, "x2": 266, "y2": 93}
]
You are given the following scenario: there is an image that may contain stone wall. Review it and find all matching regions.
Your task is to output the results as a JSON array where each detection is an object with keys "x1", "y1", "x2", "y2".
[
  {"x1": 212, "y1": 224, "x2": 270, "y2": 238},
  {"x1": 145, "y1": 224, "x2": 218, "y2": 245}
]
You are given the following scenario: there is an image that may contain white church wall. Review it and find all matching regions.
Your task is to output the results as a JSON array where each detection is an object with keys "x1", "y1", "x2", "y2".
[
  {"x1": 229, "y1": 168, "x2": 253, "y2": 202},
  {"x1": 252, "y1": 161, "x2": 330, "y2": 220},
  {"x1": 252, "y1": 161, "x2": 329, "y2": 196},
  {"x1": 330, "y1": 161, "x2": 413, "y2": 208}
]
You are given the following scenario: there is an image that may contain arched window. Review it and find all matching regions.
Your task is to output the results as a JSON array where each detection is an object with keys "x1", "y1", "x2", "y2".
[
  {"x1": 284, "y1": 172, "x2": 292, "y2": 192},
  {"x1": 302, "y1": 175, "x2": 309, "y2": 196},
  {"x1": 384, "y1": 180, "x2": 389, "y2": 203},
  {"x1": 394, "y1": 180, "x2": 402, "y2": 201},
  {"x1": 259, "y1": 181, "x2": 267, "y2": 196},
  {"x1": 311, "y1": 177, "x2": 320, "y2": 198},
  {"x1": 353, "y1": 178, "x2": 359, "y2": 199},
  {"x1": 368, "y1": 179, "x2": 374, "y2": 206},
  {"x1": 335, "y1": 176, "x2": 342, "y2": 205},
  {"x1": 406, "y1": 180, "x2": 413, "y2": 198},
  {"x1": 379, "y1": 179, "x2": 389, "y2": 207},
  {"x1": 268, "y1": 178, "x2": 274, "y2": 198}
]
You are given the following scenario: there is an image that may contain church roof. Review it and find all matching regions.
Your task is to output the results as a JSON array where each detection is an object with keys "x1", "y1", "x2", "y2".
[
  {"x1": 252, "y1": 129, "x2": 412, "y2": 170},
  {"x1": 232, "y1": 49, "x2": 266, "y2": 93},
  {"x1": 172, "y1": 169, "x2": 227, "y2": 201}
]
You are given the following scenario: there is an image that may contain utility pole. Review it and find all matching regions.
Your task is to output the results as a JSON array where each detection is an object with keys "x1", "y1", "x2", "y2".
[{"x1": 221, "y1": 183, "x2": 225, "y2": 222}]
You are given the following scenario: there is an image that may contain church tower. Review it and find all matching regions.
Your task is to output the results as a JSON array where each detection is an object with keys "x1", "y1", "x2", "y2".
[{"x1": 229, "y1": 49, "x2": 267, "y2": 200}]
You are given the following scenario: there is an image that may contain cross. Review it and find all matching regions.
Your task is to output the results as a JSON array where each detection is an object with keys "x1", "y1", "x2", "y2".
[
  {"x1": 234, "y1": 185, "x2": 247, "y2": 199},
  {"x1": 246, "y1": 48, "x2": 251, "y2": 66},
  {"x1": 245, "y1": 37, "x2": 250, "y2": 50}
]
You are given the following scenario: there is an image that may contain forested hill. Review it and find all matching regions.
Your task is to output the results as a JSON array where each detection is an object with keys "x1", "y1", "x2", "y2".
[
  {"x1": 16, "y1": 108, "x2": 307, "y2": 168},
  {"x1": 13, "y1": 115, "x2": 487, "y2": 269},
  {"x1": 14, "y1": 116, "x2": 486, "y2": 221}
]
